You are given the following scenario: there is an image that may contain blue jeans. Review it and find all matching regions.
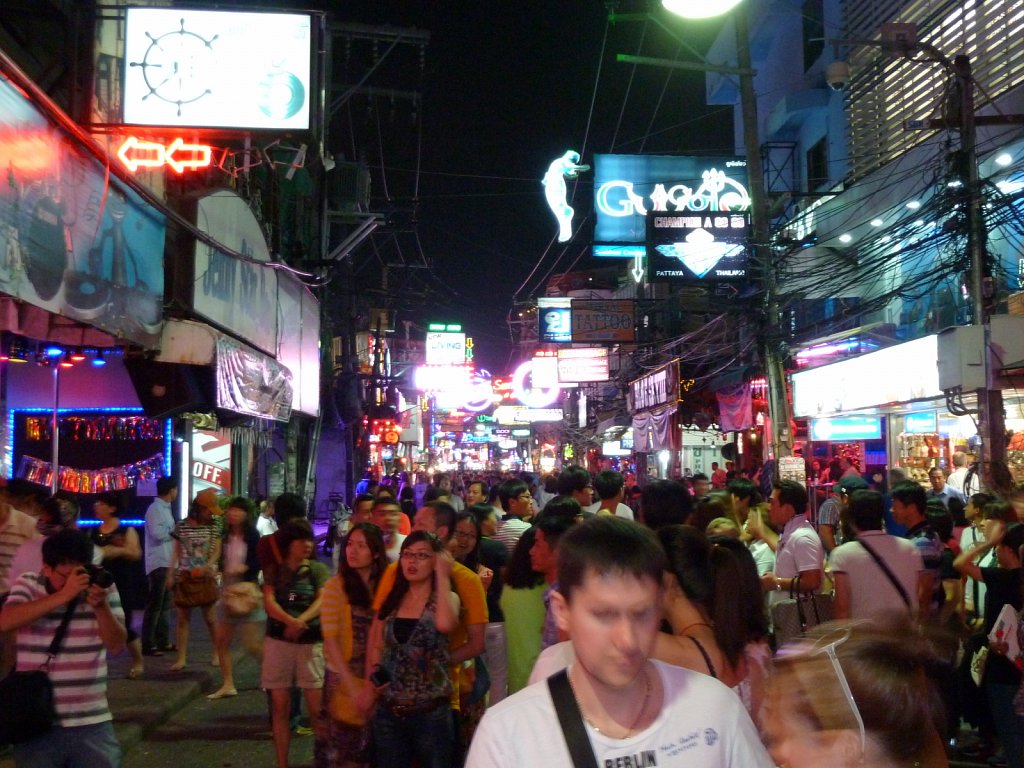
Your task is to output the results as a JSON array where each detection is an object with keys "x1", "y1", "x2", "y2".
[
  {"x1": 373, "y1": 703, "x2": 453, "y2": 768},
  {"x1": 13, "y1": 721, "x2": 121, "y2": 768}
]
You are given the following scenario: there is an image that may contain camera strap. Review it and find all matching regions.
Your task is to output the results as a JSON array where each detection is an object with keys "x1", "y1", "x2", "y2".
[{"x1": 41, "y1": 597, "x2": 80, "y2": 672}]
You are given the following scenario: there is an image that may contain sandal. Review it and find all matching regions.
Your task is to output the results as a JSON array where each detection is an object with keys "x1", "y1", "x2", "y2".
[
  {"x1": 169, "y1": 661, "x2": 186, "y2": 672},
  {"x1": 128, "y1": 667, "x2": 143, "y2": 680},
  {"x1": 206, "y1": 688, "x2": 237, "y2": 700}
]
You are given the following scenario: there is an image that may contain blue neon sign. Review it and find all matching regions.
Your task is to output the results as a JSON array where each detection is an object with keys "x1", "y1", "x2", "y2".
[
  {"x1": 810, "y1": 416, "x2": 882, "y2": 441},
  {"x1": 593, "y1": 154, "x2": 749, "y2": 245}
]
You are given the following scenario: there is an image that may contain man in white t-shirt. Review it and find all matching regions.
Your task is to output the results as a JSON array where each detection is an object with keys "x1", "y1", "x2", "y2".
[
  {"x1": 466, "y1": 516, "x2": 772, "y2": 768},
  {"x1": 585, "y1": 469, "x2": 635, "y2": 520},
  {"x1": 830, "y1": 489, "x2": 924, "y2": 622},
  {"x1": 760, "y1": 480, "x2": 824, "y2": 604}
]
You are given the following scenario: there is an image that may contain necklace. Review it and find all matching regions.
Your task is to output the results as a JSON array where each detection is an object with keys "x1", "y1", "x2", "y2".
[{"x1": 569, "y1": 667, "x2": 652, "y2": 739}]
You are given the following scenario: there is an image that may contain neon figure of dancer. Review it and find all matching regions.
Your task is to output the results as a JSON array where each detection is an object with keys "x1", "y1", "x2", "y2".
[{"x1": 542, "y1": 150, "x2": 590, "y2": 242}]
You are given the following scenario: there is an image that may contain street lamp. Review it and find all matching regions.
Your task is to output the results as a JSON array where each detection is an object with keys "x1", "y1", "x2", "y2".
[{"x1": 661, "y1": 0, "x2": 742, "y2": 19}]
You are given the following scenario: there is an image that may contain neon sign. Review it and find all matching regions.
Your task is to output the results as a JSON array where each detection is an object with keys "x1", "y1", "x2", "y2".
[
  {"x1": 511, "y1": 360, "x2": 561, "y2": 409},
  {"x1": 543, "y1": 150, "x2": 590, "y2": 242},
  {"x1": 596, "y1": 169, "x2": 750, "y2": 218},
  {"x1": 117, "y1": 136, "x2": 213, "y2": 173},
  {"x1": 593, "y1": 154, "x2": 749, "y2": 246}
]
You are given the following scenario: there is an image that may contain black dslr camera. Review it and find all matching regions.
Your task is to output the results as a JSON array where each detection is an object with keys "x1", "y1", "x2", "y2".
[{"x1": 84, "y1": 564, "x2": 114, "y2": 589}]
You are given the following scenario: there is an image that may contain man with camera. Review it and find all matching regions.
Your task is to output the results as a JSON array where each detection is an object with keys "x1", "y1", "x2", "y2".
[{"x1": 0, "y1": 528, "x2": 126, "y2": 767}]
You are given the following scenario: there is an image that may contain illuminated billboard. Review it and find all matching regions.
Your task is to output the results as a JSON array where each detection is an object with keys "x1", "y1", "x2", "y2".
[
  {"x1": 123, "y1": 8, "x2": 312, "y2": 130},
  {"x1": 593, "y1": 154, "x2": 749, "y2": 250},
  {"x1": 647, "y1": 212, "x2": 750, "y2": 282},
  {"x1": 538, "y1": 297, "x2": 572, "y2": 343},
  {"x1": 557, "y1": 348, "x2": 610, "y2": 383},
  {"x1": 425, "y1": 331, "x2": 467, "y2": 365}
]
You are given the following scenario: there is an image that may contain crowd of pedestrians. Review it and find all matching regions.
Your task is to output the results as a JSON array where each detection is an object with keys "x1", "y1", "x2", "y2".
[{"x1": 4, "y1": 460, "x2": 1024, "y2": 766}]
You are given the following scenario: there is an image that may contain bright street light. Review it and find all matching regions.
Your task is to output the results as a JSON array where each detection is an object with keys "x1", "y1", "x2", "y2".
[{"x1": 661, "y1": 0, "x2": 743, "y2": 19}]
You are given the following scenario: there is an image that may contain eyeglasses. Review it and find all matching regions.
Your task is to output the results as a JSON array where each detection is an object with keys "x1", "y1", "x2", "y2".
[
  {"x1": 778, "y1": 626, "x2": 865, "y2": 756},
  {"x1": 517, "y1": 494, "x2": 534, "y2": 501},
  {"x1": 400, "y1": 550, "x2": 434, "y2": 561},
  {"x1": 453, "y1": 530, "x2": 477, "y2": 540}
]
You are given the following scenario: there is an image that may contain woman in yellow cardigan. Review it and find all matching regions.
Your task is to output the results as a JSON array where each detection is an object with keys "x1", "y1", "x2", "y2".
[{"x1": 319, "y1": 522, "x2": 388, "y2": 768}]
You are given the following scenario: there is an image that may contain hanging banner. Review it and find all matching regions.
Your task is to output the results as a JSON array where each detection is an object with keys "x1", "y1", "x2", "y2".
[
  {"x1": 215, "y1": 337, "x2": 293, "y2": 421},
  {"x1": 18, "y1": 453, "x2": 165, "y2": 493},
  {"x1": 0, "y1": 73, "x2": 166, "y2": 347}
]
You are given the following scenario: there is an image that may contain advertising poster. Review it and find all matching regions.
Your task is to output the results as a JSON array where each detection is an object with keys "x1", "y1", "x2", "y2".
[
  {"x1": 123, "y1": 8, "x2": 312, "y2": 131},
  {"x1": 0, "y1": 73, "x2": 166, "y2": 347}
]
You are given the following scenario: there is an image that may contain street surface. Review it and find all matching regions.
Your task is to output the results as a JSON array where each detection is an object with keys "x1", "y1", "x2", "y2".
[{"x1": 123, "y1": 653, "x2": 313, "y2": 768}]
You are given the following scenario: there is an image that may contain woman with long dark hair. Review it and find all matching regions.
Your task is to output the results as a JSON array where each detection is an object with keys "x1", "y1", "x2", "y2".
[
  {"x1": 318, "y1": 522, "x2": 388, "y2": 768},
  {"x1": 364, "y1": 531, "x2": 459, "y2": 768},
  {"x1": 498, "y1": 527, "x2": 546, "y2": 695},
  {"x1": 653, "y1": 525, "x2": 772, "y2": 720},
  {"x1": 208, "y1": 496, "x2": 264, "y2": 700}
]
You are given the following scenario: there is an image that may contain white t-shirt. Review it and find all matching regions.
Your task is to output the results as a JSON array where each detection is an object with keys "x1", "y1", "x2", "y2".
[
  {"x1": 769, "y1": 516, "x2": 824, "y2": 606},
  {"x1": 467, "y1": 659, "x2": 773, "y2": 768},
  {"x1": 829, "y1": 530, "x2": 923, "y2": 620},
  {"x1": 960, "y1": 525, "x2": 990, "y2": 614},
  {"x1": 748, "y1": 539, "x2": 775, "y2": 576},
  {"x1": 585, "y1": 501, "x2": 636, "y2": 521},
  {"x1": 256, "y1": 515, "x2": 278, "y2": 537}
]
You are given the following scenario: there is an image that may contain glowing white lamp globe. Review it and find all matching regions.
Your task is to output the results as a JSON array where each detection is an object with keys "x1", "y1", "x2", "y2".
[{"x1": 662, "y1": 0, "x2": 743, "y2": 19}]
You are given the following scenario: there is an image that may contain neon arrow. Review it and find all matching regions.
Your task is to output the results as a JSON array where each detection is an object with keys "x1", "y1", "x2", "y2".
[
  {"x1": 116, "y1": 136, "x2": 213, "y2": 173},
  {"x1": 164, "y1": 137, "x2": 212, "y2": 173},
  {"x1": 117, "y1": 136, "x2": 165, "y2": 172},
  {"x1": 631, "y1": 251, "x2": 645, "y2": 283}
]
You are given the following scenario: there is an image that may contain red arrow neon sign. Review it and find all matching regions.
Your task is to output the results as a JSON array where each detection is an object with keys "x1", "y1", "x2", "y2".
[{"x1": 117, "y1": 136, "x2": 212, "y2": 173}]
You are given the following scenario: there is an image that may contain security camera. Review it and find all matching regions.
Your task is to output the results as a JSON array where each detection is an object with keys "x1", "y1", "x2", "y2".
[{"x1": 826, "y1": 61, "x2": 850, "y2": 91}]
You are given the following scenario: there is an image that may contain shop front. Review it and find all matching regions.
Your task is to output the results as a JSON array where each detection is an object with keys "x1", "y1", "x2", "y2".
[
  {"x1": 629, "y1": 361, "x2": 681, "y2": 480},
  {"x1": 790, "y1": 328, "x2": 1024, "y2": 490}
]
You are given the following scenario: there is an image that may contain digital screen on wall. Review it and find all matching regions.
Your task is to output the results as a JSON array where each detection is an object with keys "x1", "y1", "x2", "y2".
[
  {"x1": 647, "y1": 212, "x2": 750, "y2": 282},
  {"x1": 123, "y1": 8, "x2": 312, "y2": 130},
  {"x1": 593, "y1": 154, "x2": 750, "y2": 245}
]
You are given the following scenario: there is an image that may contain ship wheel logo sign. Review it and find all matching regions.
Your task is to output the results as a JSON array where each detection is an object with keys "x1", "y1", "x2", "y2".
[{"x1": 129, "y1": 19, "x2": 217, "y2": 117}]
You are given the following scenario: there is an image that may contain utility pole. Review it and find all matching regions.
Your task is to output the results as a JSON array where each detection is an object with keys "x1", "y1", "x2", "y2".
[
  {"x1": 955, "y1": 53, "x2": 1006, "y2": 487},
  {"x1": 615, "y1": 7, "x2": 793, "y2": 465},
  {"x1": 735, "y1": 7, "x2": 792, "y2": 465},
  {"x1": 836, "y1": 32, "x2": 1006, "y2": 488}
]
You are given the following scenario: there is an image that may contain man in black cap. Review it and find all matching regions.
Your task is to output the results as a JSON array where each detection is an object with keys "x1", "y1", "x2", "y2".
[{"x1": 817, "y1": 474, "x2": 868, "y2": 553}]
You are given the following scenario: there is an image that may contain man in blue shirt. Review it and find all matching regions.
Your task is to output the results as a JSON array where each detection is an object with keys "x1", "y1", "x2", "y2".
[
  {"x1": 926, "y1": 467, "x2": 966, "y2": 509},
  {"x1": 141, "y1": 476, "x2": 177, "y2": 655}
]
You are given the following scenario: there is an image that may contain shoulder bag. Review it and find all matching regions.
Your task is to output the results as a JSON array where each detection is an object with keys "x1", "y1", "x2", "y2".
[
  {"x1": 548, "y1": 669, "x2": 599, "y2": 768},
  {"x1": 173, "y1": 527, "x2": 219, "y2": 608},
  {"x1": 0, "y1": 597, "x2": 79, "y2": 745}
]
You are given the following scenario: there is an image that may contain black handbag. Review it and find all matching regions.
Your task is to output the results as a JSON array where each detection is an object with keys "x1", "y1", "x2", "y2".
[{"x1": 0, "y1": 598, "x2": 79, "y2": 745}]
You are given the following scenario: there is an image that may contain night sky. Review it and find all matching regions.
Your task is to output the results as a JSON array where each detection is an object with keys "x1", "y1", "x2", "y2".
[{"x1": 318, "y1": 1, "x2": 734, "y2": 372}]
